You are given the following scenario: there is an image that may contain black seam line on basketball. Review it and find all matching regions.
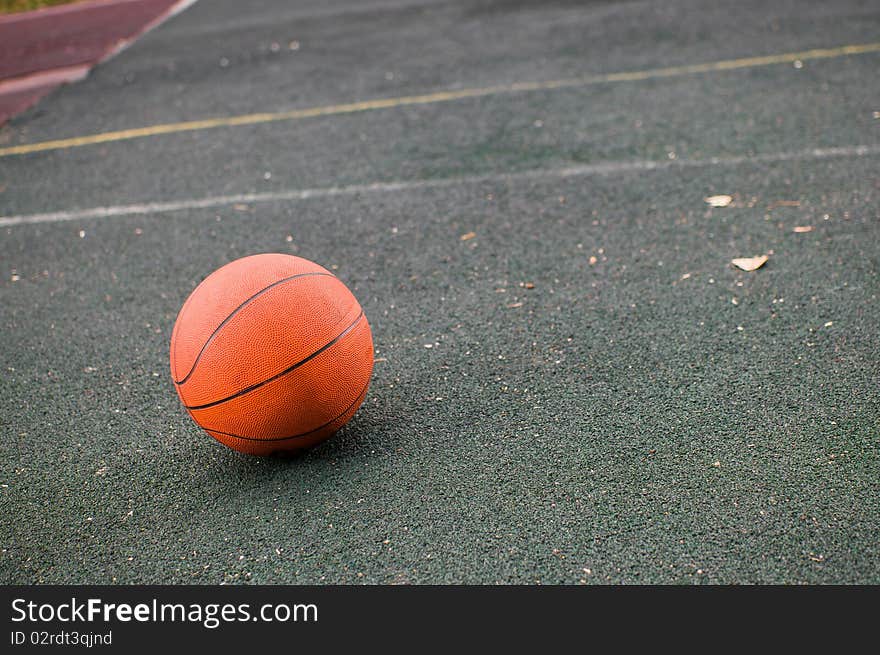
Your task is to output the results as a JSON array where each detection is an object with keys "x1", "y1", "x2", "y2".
[
  {"x1": 203, "y1": 378, "x2": 371, "y2": 442},
  {"x1": 174, "y1": 271, "x2": 336, "y2": 385},
  {"x1": 184, "y1": 310, "x2": 365, "y2": 410}
]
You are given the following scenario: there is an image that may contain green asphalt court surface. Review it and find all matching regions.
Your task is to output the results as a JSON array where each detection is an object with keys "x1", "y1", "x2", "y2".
[{"x1": 1, "y1": 0, "x2": 879, "y2": 584}]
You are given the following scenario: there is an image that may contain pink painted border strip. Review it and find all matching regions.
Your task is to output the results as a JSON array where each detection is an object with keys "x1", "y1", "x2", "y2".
[
  {"x1": 0, "y1": 0, "x2": 197, "y2": 123},
  {"x1": 0, "y1": 0, "x2": 170, "y2": 25},
  {"x1": 0, "y1": 64, "x2": 91, "y2": 95},
  {"x1": 0, "y1": 0, "x2": 195, "y2": 79}
]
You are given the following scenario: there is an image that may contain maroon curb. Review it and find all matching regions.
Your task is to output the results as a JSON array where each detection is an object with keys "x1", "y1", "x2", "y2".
[
  {"x1": 0, "y1": 63, "x2": 90, "y2": 125},
  {"x1": 0, "y1": 0, "x2": 197, "y2": 124}
]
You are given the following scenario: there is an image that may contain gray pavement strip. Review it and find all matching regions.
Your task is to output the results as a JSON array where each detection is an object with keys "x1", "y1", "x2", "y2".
[{"x1": 1, "y1": 144, "x2": 877, "y2": 227}]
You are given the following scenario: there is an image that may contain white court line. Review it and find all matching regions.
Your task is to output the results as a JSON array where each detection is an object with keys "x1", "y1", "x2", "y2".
[{"x1": 1, "y1": 145, "x2": 878, "y2": 227}]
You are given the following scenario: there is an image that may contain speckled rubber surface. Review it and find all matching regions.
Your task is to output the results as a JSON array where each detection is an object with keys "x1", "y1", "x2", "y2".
[{"x1": 1, "y1": 0, "x2": 878, "y2": 583}]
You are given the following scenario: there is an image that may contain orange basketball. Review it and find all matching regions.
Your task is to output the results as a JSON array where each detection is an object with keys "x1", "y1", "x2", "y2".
[{"x1": 169, "y1": 253, "x2": 373, "y2": 455}]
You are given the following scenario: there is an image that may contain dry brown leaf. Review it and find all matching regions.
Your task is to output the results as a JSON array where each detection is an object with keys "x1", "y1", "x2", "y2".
[
  {"x1": 705, "y1": 195, "x2": 733, "y2": 207},
  {"x1": 522, "y1": 282, "x2": 535, "y2": 289},
  {"x1": 731, "y1": 255, "x2": 769, "y2": 271},
  {"x1": 459, "y1": 232, "x2": 476, "y2": 241},
  {"x1": 793, "y1": 226, "x2": 813, "y2": 233}
]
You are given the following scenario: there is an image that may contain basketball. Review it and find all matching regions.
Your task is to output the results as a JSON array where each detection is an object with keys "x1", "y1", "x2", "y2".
[{"x1": 169, "y1": 253, "x2": 373, "y2": 455}]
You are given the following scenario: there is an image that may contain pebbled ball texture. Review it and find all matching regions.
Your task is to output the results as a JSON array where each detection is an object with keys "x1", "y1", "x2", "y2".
[{"x1": 169, "y1": 253, "x2": 373, "y2": 455}]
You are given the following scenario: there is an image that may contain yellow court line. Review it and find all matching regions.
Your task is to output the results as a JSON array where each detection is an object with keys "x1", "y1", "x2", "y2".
[{"x1": 1, "y1": 42, "x2": 878, "y2": 158}]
